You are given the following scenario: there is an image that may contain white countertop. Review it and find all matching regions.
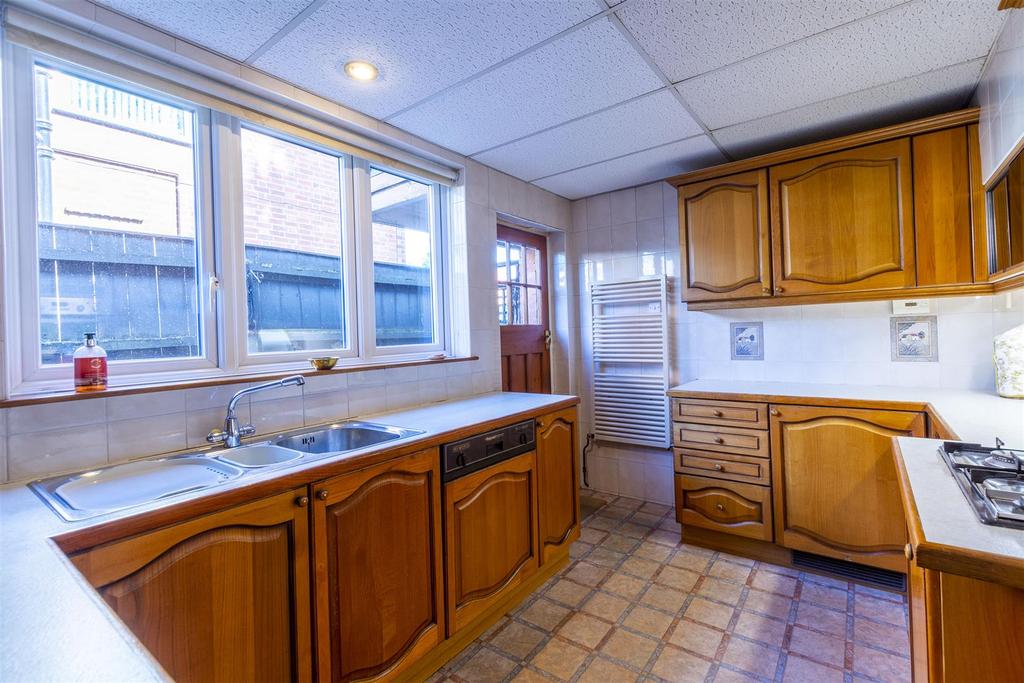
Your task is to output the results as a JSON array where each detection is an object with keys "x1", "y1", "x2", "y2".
[
  {"x1": 670, "y1": 379, "x2": 1024, "y2": 448},
  {"x1": 0, "y1": 392, "x2": 577, "y2": 683},
  {"x1": 896, "y1": 436, "x2": 1024, "y2": 565}
]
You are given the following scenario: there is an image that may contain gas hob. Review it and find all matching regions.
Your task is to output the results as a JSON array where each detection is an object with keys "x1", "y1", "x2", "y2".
[{"x1": 939, "y1": 441, "x2": 1024, "y2": 530}]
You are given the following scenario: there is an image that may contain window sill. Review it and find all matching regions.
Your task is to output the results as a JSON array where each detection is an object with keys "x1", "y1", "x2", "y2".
[{"x1": 0, "y1": 355, "x2": 479, "y2": 408}]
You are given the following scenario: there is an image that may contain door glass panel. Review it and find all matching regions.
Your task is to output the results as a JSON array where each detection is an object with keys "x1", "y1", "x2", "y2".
[
  {"x1": 524, "y1": 247, "x2": 541, "y2": 285},
  {"x1": 526, "y1": 287, "x2": 541, "y2": 325},
  {"x1": 496, "y1": 234, "x2": 544, "y2": 327}
]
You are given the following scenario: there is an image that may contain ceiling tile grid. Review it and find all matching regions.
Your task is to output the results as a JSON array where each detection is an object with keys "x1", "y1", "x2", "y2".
[
  {"x1": 533, "y1": 134, "x2": 724, "y2": 199},
  {"x1": 85, "y1": 0, "x2": 1006, "y2": 199},
  {"x1": 713, "y1": 59, "x2": 986, "y2": 158},
  {"x1": 96, "y1": 0, "x2": 311, "y2": 61},
  {"x1": 387, "y1": 17, "x2": 664, "y2": 155},
  {"x1": 252, "y1": 0, "x2": 601, "y2": 119},
  {"x1": 677, "y1": 0, "x2": 1004, "y2": 130},
  {"x1": 471, "y1": 88, "x2": 703, "y2": 181},
  {"x1": 618, "y1": 0, "x2": 904, "y2": 82}
]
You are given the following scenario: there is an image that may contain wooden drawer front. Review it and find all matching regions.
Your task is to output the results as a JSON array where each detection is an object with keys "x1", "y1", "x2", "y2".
[
  {"x1": 673, "y1": 422, "x2": 769, "y2": 457},
  {"x1": 676, "y1": 449, "x2": 770, "y2": 486},
  {"x1": 673, "y1": 399, "x2": 768, "y2": 429},
  {"x1": 676, "y1": 475, "x2": 773, "y2": 541}
]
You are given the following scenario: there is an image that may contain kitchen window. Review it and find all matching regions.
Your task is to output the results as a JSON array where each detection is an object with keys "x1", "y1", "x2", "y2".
[{"x1": 3, "y1": 49, "x2": 449, "y2": 394}]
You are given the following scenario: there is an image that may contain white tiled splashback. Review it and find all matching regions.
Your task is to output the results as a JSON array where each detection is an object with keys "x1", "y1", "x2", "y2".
[
  {"x1": 1, "y1": 362, "x2": 487, "y2": 484},
  {"x1": 568, "y1": 182, "x2": 1024, "y2": 505}
]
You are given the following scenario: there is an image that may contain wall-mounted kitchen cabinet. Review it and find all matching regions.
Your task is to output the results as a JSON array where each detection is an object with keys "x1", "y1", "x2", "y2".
[
  {"x1": 769, "y1": 138, "x2": 915, "y2": 296},
  {"x1": 670, "y1": 109, "x2": 1013, "y2": 310},
  {"x1": 680, "y1": 169, "x2": 771, "y2": 302}
]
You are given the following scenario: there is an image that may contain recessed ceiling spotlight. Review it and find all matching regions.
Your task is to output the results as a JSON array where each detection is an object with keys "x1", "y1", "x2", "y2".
[{"x1": 344, "y1": 61, "x2": 379, "y2": 82}]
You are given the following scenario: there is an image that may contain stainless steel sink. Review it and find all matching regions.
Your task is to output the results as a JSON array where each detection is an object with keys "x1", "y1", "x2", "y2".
[
  {"x1": 216, "y1": 443, "x2": 303, "y2": 469},
  {"x1": 31, "y1": 455, "x2": 244, "y2": 521},
  {"x1": 273, "y1": 421, "x2": 424, "y2": 454},
  {"x1": 30, "y1": 420, "x2": 424, "y2": 522}
]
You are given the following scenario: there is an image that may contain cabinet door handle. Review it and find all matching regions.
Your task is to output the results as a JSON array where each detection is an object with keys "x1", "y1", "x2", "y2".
[
  {"x1": 295, "y1": 495, "x2": 309, "y2": 507},
  {"x1": 762, "y1": 285, "x2": 771, "y2": 294},
  {"x1": 714, "y1": 437, "x2": 725, "y2": 444},
  {"x1": 770, "y1": 409, "x2": 780, "y2": 417},
  {"x1": 712, "y1": 410, "x2": 723, "y2": 417},
  {"x1": 775, "y1": 286, "x2": 784, "y2": 293},
  {"x1": 904, "y1": 544, "x2": 914, "y2": 561},
  {"x1": 316, "y1": 489, "x2": 329, "y2": 501},
  {"x1": 715, "y1": 503, "x2": 726, "y2": 512}
]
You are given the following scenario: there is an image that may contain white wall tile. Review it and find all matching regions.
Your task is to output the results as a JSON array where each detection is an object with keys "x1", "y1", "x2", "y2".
[
  {"x1": 303, "y1": 391, "x2": 350, "y2": 425},
  {"x1": 107, "y1": 413, "x2": 187, "y2": 463},
  {"x1": 9, "y1": 399, "x2": 107, "y2": 435},
  {"x1": 107, "y1": 390, "x2": 186, "y2": 421},
  {"x1": 8, "y1": 423, "x2": 108, "y2": 481},
  {"x1": 250, "y1": 396, "x2": 305, "y2": 434}
]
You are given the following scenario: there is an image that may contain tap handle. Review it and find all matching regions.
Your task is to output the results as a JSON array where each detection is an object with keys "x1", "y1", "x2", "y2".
[
  {"x1": 207, "y1": 429, "x2": 227, "y2": 444},
  {"x1": 240, "y1": 424, "x2": 257, "y2": 437}
]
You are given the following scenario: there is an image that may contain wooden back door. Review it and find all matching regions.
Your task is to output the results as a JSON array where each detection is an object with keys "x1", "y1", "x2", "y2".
[{"x1": 497, "y1": 225, "x2": 550, "y2": 393}]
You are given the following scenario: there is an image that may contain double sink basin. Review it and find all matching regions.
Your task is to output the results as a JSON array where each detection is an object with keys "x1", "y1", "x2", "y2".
[{"x1": 31, "y1": 421, "x2": 423, "y2": 521}]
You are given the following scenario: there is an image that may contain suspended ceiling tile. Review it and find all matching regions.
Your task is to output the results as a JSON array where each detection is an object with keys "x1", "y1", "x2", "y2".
[
  {"x1": 533, "y1": 135, "x2": 724, "y2": 199},
  {"x1": 618, "y1": 0, "x2": 902, "y2": 82},
  {"x1": 472, "y1": 89, "x2": 702, "y2": 181},
  {"x1": 95, "y1": 0, "x2": 310, "y2": 61},
  {"x1": 678, "y1": 0, "x2": 1004, "y2": 130},
  {"x1": 388, "y1": 17, "x2": 664, "y2": 155},
  {"x1": 252, "y1": 0, "x2": 599, "y2": 120},
  {"x1": 713, "y1": 59, "x2": 984, "y2": 159}
]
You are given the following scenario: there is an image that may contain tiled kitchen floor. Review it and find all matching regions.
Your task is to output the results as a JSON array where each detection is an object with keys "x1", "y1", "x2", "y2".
[{"x1": 432, "y1": 493, "x2": 911, "y2": 683}]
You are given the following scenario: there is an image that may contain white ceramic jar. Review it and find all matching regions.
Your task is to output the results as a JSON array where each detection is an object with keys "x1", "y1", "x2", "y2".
[{"x1": 994, "y1": 323, "x2": 1024, "y2": 399}]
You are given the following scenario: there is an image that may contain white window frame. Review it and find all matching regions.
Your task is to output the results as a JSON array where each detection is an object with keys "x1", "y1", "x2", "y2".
[
  {"x1": 1, "y1": 45, "x2": 453, "y2": 396},
  {"x1": 215, "y1": 116, "x2": 360, "y2": 370},
  {"x1": 2, "y1": 46, "x2": 219, "y2": 392},
  {"x1": 355, "y1": 160, "x2": 448, "y2": 359}
]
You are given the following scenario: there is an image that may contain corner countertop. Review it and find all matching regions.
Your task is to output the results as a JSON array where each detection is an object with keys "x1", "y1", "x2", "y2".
[
  {"x1": 668, "y1": 379, "x2": 1024, "y2": 447},
  {"x1": 894, "y1": 437, "x2": 1024, "y2": 589},
  {"x1": 668, "y1": 378, "x2": 1024, "y2": 585},
  {"x1": 0, "y1": 392, "x2": 578, "y2": 683}
]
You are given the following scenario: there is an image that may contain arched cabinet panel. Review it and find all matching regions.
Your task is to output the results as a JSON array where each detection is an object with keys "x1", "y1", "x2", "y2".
[
  {"x1": 70, "y1": 489, "x2": 313, "y2": 683},
  {"x1": 769, "y1": 138, "x2": 915, "y2": 296},
  {"x1": 536, "y1": 408, "x2": 580, "y2": 564},
  {"x1": 770, "y1": 405, "x2": 925, "y2": 572},
  {"x1": 311, "y1": 449, "x2": 445, "y2": 683},
  {"x1": 681, "y1": 169, "x2": 771, "y2": 302}
]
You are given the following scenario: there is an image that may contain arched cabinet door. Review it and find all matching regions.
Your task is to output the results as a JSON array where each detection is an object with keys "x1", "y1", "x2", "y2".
[
  {"x1": 311, "y1": 449, "x2": 445, "y2": 683},
  {"x1": 536, "y1": 408, "x2": 580, "y2": 564},
  {"x1": 444, "y1": 451, "x2": 539, "y2": 636},
  {"x1": 680, "y1": 169, "x2": 772, "y2": 302},
  {"x1": 769, "y1": 138, "x2": 915, "y2": 296},
  {"x1": 770, "y1": 404, "x2": 925, "y2": 572},
  {"x1": 70, "y1": 488, "x2": 313, "y2": 683}
]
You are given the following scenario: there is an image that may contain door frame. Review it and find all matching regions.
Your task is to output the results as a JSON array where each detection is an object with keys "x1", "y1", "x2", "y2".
[{"x1": 497, "y1": 223, "x2": 552, "y2": 393}]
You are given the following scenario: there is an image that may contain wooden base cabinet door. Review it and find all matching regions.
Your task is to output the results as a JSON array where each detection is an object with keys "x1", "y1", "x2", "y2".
[
  {"x1": 769, "y1": 138, "x2": 915, "y2": 296},
  {"x1": 771, "y1": 405, "x2": 924, "y2": 572},
  {"x1": 70, "y1": 489, "x2": 313, "y2": 683},
  {"x1": 445, "y1": 451, "x2": 539, "y2": 636},
  {"x1": 536, "y1": 408, "x2": 580, "y2": 564},
  {"x1": 311, "y1": 449, "x2": 445, "y2": 683}
]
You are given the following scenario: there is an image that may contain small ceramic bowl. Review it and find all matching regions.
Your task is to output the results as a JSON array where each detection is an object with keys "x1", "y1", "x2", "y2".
[{"x1": 308, "y1": 356, "x2": 339, "y2": 371}]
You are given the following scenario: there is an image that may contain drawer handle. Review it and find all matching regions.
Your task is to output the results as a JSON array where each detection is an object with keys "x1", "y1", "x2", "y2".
[
  {"x1": 715, "y1": 503, "x2": 726, "y2": 512},
  {"x1": 712, "y1": 410, "x2": 723, "y2": 417},
  {"x1": 770, "y1": 409, "x2": 780, "y2": 417},
  {"x1": 713, "y1": 464, "x2": 724, "y2": 471},
  {"x1": 714, "y1": 437, "x2": 725, "y2": 444}
]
